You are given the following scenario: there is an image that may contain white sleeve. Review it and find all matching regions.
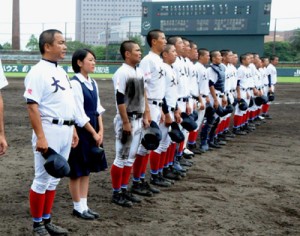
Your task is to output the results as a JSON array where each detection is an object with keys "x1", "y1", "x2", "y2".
[
  {"x1": 70, "y1": 80, "x2": 90, "y2": 127},
  {"x1": 0, "y1": 59, "x2": 8, "y2": 89}
]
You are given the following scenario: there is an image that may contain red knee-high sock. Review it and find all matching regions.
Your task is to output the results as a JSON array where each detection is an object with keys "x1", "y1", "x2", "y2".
[
  {"x1": 121, "y1": 165, "x2": 132, "y2": 187},
  {"x1": 159, "y1": 151, "x2": 167, "y2": 170},
  {"x1": 43, "y1": 190, "x2": 56, "y2": 218},
  {"x1": 262, "y1": 104, "x2": 269, "y2": 114},
  {"x1": 167, "y1": 143, "x2": 177, "y2": 164},
  {"x1": 29, "y1": 189, "x2": 46, "y2": 221},
  {"x1": 234, "y1": 115, "x2": 240, "y2": 128},
  {"x1": 110, "y1": 164, "x2": 123, "y2": 190},
  {"x1": 140, "y1": 153, "x2": 150, "y2": 177},
  {"x1": 225, "y1": 117, "x2": 231, "y2": 130},
  {"x1": 178, "y1": 141, "x2": 184, "y2": 155},
  {"x1": 188, "y1": 130, "x2": 198, "y2": 144},
  {"x1": 132, "y1": 154, "x2": 144, "y2": 180},
  {"x1": 165, "y1": 146, "x2": 171, "y2": 166},
  {"x1": 149, "y1": 151, "x2": 161, "y2": 174}
]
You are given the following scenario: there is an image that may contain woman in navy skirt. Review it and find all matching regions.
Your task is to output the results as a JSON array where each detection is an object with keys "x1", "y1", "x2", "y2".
[{"x1": 68, "y1": 48, "x2": 108, "y2": 220}]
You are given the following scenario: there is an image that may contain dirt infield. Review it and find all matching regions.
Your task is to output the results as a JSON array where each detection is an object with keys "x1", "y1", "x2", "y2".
[{"x1": 0, "y1": 78, "x2": 299, "y2": 236}]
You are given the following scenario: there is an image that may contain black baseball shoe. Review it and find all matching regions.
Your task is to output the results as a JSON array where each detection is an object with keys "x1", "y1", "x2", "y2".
[
  {"x1": 140, "y1": 179, "x2": 160, "y2": 194},
  {"x1": 112, "y1": 191, "x2": 133, "y2": 207},
  {"x1": 121, "y1": 189, "x2": 142, "y2": 203},
  {"x1": 33, "y1": 224, "x2": 50, "y2": 236},
  {"x1": 44, "y1": 222, "x2": 69, "y2": 235},
  {"x1": 150, "y1": 174, "x2": 172, "y2": 187},
  {"x1": 130, "y1": 181, "x2": 153, "y2": 197}
]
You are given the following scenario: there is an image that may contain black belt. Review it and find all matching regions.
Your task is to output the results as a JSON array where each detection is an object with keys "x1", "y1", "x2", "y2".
[
  {"x1": 192, "y1": 95, "x2": 199, "y2": 101},
  {"x1": 178, "y1": 97, "x2": 188, "y2": 102},
  {"x1": 127, "y1": 112, "x2": 143, "y2": 119},
  {"x1": 241, "y1": 88, "x2": 248, "y2": 91},
  {"x1": 52, "y1": 119, "x2": 75, "y2": 126},
  {"x1": 169, "y1": 107, "x2": 175, "y2": 112},
  {"x1": 230, "y1": 89, "x2": 236, "y2": 93},
  {"x1": 152, "y1": 101, "x2": 162, "y2": 107},
  {"x1": 202, "y1": 95, "x2": 207, "y2": 98},
  {"x1": 218, "y1": 94, "x2": 224, "y2": 98}
]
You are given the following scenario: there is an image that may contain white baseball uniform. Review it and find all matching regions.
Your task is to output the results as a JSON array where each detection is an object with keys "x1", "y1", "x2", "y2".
[
  {"x1": 112, "y1": 63, "x2": 145, "y2": 168},
  {"x1": 0, "y1": 59, "x2": 8, "y2": 89},
  {"x1": 24, "y1": 59, "x2": 76, "y2": 193}
]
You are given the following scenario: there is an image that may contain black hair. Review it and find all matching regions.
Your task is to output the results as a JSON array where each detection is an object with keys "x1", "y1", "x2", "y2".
[
  {"x1": 39, "y1": 29, "x2": 63, "y2": 54},
  {"x1": 120, "y1": 40, "x2": 138, "y2": 60},
  {"x1": 146, "y1": 29, "x2": 164, "y2": 47},
  {"x1": 72, "y1": 48, "x2": 96, "y2": 73}
]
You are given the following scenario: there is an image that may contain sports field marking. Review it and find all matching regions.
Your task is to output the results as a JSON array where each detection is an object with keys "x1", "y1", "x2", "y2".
[{"x1": 272, "y1": 101, "x2": 300, "y2": 105}]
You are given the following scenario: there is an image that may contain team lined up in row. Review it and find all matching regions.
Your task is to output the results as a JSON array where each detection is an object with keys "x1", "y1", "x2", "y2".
[{"x1": 109, "y1": 29, "x2": 278, "y2": 208}]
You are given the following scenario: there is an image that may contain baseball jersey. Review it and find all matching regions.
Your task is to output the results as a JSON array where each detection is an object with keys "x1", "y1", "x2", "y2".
[
  {"x1": 237, "y1": 64, "x2": 252, "y2": 90},
  {"x1": 0, "y1": 59, "x2": 8, "y2": 89},
  {"x1": 112, "y1": 63, "x2": 145, "y2": 114},
  {"x1": 223, "y1": 63, "x2": 236, "y2": 93},
  {"x1": 188, "y1": 60, "x2": 199, "y2": 97},
  {"x1": 266, "y1": 63, "x2": 277, "y2": 85},
  {"x1": 194, "y1": 61, "x2": 209, "y2": 96},
  {"x1": 162, "y1": 62, "x2": 178, "y2": 109},
  {"x1": 71, "y1": 73, "x2": 105, "y2": 127},
  {"x1": 172, "y1": 56, "x2": 190, "y2": 98},
  {"x1": 24, "y1": 59, "x2": 76, "y2": 120},
  {"x1": 139, "y1": 51, "x2": 165, "y2": 100}
]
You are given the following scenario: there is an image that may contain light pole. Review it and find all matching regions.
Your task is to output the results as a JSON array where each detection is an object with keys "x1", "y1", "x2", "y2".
[{"x1": 272, "y1": 18, "x2": 277, "y2": 55}]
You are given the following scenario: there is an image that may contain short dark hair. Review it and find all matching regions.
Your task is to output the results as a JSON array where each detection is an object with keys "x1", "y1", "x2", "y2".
[
  {"x1": 270, "y1": 55, "x2": 279, "y2": 61},
  {"x1": 209, "y1": 50, "x2": 219, "y2": 61},
  {"x1": 198, "y1": 48, "x2": 209, "y2": 58},
  {"x1": 220, "y1": 49, "x2": 231, "y2": 57},
  {"x1": 72, "y1": 48, "x2": 96, "y2": 73},
  {"x1": 120, "y1": 40, "x2": 137, "y2": 60},
  {"x1": 167, "y1": 36, "x2": 181, "y2": 46},
  {"x1": 39, "y1": 29, "x2": 62, "y2": 54},
  {"x1": 239, "y1": 53, "x2": 248, "y2": 64},
  {"x1": 146, "y1": 29, "x2": 164, "y2": 47}
]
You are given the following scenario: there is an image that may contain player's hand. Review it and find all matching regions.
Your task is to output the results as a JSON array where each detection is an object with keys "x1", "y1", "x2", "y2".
[
  {"x1": 186, "y1": 103, "x2": 192, "y2": 115},
  {"x1": 36, "y1": 136, "x2": 48, "y2": 154},
  {"x1": 222, "y1": 97, "x2": 227, "y2": 107},
  {"x1": 246, "y1": 92, "x2": 250, "y2": 99},
  {"x1": 164, "y1": 113, "x2": 173, "y2": 127},
  {"x1": 0, "y1": 135, "x2": 8, "y2": 156},
  {"x1": 213, "y1": 99, "x2": 219, "y2": 109},
  {"x1": 174, "y1": 109, "x2": 181, "y2": 123},
  {"x1": 160, "y1": 112, "x2": 165, "y2": 124}
]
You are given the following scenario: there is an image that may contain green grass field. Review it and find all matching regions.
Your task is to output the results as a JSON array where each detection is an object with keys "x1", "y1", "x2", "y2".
[
  {"x1": 5, "y1": 72, "x2": 113, "y2": 79},
  {"x1": 4, "y1": 72, "x2": 300, "y2": 83}
]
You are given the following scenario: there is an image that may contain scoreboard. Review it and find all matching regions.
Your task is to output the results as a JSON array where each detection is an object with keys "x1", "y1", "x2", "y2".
[
  {"x1": 141, "y1": 0, "x2": 272, "y2": 56},
  {"x1": 141, "y1": 0, "x2": 272, "y2": 36}
]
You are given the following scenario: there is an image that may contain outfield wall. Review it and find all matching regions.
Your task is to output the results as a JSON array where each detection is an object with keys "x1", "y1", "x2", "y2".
[{"x1": 1, "y1": 64, "x2": 300, "y2": 77}]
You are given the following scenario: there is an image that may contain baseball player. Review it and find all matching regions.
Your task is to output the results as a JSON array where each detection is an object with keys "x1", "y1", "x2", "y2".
[
  {"x1": 194, "y1": 48, "x2": 212, "y2": 153},
  {"x1": 216, "y1": 49, "x2": 235, "y2": 143},
  {"x1": 261, "y1": 57, "x2": 271, "y2": 118},
  {"x1": 24, "y1": 29, "x2": 78, "y2": 236},
  {"x1": 0, "y1": 58, "x2": 8, "y2": 156},
  {"x1": 166, "y1": 36, "x2": 190, "y2": 176},
  {"x1": 264, "y1": 55, "x2": 279, "y2": 119},
  {"x1": 233, "y1": 53, "x2": 253, "y2": 134},
  {"x1": 160, "y1": 43, "x2": 183, "y2": 181},
  {"x1": 68, "y1": 48, "x2": 107, "y2": 220},
  {"x1": 131, "y1": 29, "x2": 170, "y2": 194},
  {"x1": 186, "y1": 41, "x2": 206, "y2": 155},
  {"x1": 206, "y1": 50, "x2": 227, "y2": 148},
  {"x1": 110, "y1": 40, "x2": 150, "y2": 207}
]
